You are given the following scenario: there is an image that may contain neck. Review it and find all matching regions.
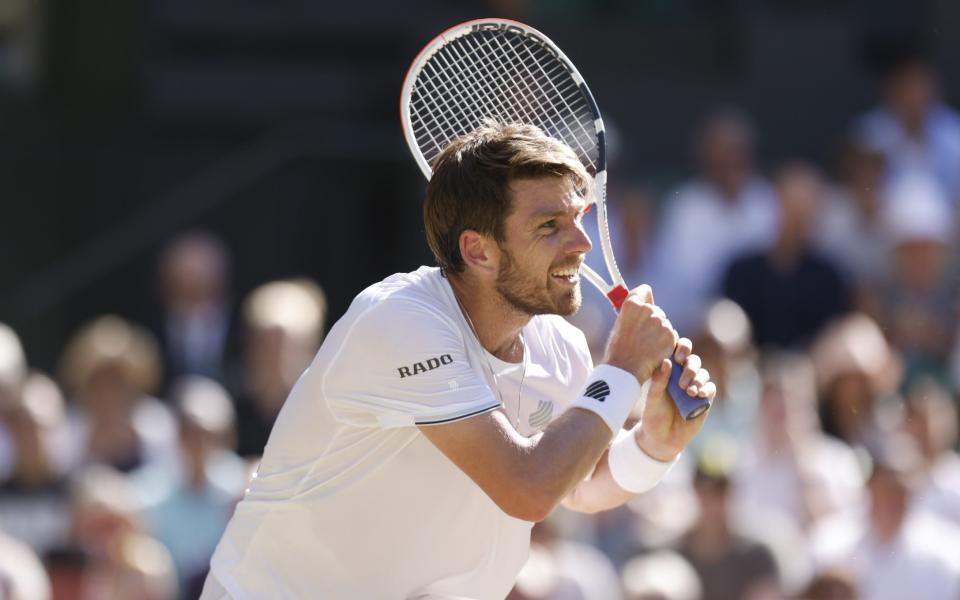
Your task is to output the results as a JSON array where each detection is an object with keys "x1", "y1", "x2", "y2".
[{"x1": 448, "y1": 271, "x2": 529, "y2": 362}]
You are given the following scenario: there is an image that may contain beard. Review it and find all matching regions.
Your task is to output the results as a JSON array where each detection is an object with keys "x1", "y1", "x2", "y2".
[{"x1": 495, "y1": 246, "x2": 582, "y2": 316}]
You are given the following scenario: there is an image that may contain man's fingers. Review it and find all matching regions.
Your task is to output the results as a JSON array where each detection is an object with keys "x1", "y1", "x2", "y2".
[
  {"x1": 679, "y1": 352, "x2": 701, "y2": 388},
  {"x1": 628, "y1": 284, "x2": 654, "y2": 305},
  {"x1": 698, "y1": 380, "x2": 717, "y2": 400},
  {"x1": 688, "y1": 368, "x2": 711, "y2": 397},
  {"x1": 674, "y1": 337, "x2": 692, "y2": 365},
  {"x1": 647, "y1": 358, "x2": 672, "y2": 397}
]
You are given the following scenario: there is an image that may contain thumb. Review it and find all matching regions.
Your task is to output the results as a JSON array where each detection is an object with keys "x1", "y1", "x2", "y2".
[{"x1": 647, "y1": 358, "x2": 672, "y2": 399}]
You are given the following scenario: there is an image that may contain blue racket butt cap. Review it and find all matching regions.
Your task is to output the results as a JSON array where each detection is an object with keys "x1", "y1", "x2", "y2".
[{"x1": 667, "y1": 361, "x2": 711, "y2": 420}]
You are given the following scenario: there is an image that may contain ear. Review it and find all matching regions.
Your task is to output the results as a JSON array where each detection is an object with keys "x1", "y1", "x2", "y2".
[{"x1": 458, "y1": 229, "x2": 499, "y2": 276}]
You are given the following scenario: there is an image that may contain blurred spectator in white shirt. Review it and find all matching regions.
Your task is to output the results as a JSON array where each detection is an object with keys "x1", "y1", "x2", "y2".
[
  {"x1": 734, "y1": 353, "x2": 865, "y2": 537},
  {"x1": 0, "y1": 373, "x2": 73, "y2": 554},
  {"x1": 811, "y1": 435, "x2": 960, "y2": 600},
  {"x1": 814, "y1": 137, "x2": 890, "y2": 291},
  {"x1": 853, "y1": 53, "x2": 960, "y2": 202},
  {"x1": 860, "y1": 172, "x2": 958, "y2": 387},
  {"x1": 60, "y1": 316, "x2": 178, "y2": 474},
  {"x1": 643, "y1": 108, "x2": 778, "y2": 334},
  {"x1": 621, "y1": 550, "x2": 703, "y2": 600},
  {"x1": 898, "y1": 377, "x2": 960, "y2": 525},
  {"x1": 0, "y1": 529, "x2": 51, "y2": 600}
]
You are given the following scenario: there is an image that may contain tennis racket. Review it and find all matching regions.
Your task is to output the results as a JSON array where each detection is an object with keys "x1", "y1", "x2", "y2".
[{"x1": 400, "y1": 18, "x2": 709, "y2": 420}]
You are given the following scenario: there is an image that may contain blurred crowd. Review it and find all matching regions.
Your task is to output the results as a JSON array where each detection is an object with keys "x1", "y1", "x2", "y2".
[{"x1": 1, "y1": 50, "x2": 959, "y2": 600}]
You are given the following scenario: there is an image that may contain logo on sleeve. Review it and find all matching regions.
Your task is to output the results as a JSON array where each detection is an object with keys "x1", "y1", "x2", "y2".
[
  {"x1": 584, "y1": 380, "x2": 610, "y2": 402},
  {"x1": 398, "y1": 354, "x2": 454, "y2": 378}
]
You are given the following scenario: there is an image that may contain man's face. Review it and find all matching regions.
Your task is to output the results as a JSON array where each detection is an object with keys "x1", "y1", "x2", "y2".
[{"x1": 495, "y1": 176, "x2": 592, "y2": 316}]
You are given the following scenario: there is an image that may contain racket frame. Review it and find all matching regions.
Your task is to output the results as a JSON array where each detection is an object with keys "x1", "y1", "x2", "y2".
[{"x1": 400, "y1": 18, "x2": 709, "y2": 420}]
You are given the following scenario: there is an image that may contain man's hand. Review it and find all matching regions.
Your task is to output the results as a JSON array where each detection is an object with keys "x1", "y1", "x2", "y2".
[
  {"x1": 603, "y1": 285, "x2": 678, "y2": 382},
  {"x1": 636, "y1": 340, "x2": 715, "y2": 461}
]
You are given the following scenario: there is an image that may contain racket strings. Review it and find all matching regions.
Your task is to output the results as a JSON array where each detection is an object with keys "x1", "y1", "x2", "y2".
[
  {"x1": 409, "y1": 29, "x2": 599, "y2": 173},
  {"x1": 478, "y1": 34, "x2": 596, "y2": 166}
]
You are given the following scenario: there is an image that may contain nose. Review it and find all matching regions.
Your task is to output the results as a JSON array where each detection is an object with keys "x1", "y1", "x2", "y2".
[{"x1": 569, "y1": 219, "x2": 593, "y2": 255}]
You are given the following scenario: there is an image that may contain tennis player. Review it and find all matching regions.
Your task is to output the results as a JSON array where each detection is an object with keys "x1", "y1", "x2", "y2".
[{"x1": 200, "y1": 122, "x2": 714, "y2": 599}]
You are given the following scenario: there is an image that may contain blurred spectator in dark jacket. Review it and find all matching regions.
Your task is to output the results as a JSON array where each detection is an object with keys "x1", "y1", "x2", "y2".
[
  {"x1": 860, "y1": 172, "x2": 958, "y2": 387},
  {"x1": 233, "y1": 279, "x2": 326, "y2": 459},
  {"x1": 722, "y1": 162, "x2": 851, "y2": 349},
  {"x1": 811, "y1": 313, "x2": 902, "y2": 453},
  {"x1": 152, "y1": 232, "x2": 239, "y2": 392},
  {"x1": 60, "y1": 316, "x2": 177, "y2": 474},
  {"x1": 644, "y1": 108, "x2": 778, "y2": 333},
  {"x1": 138, "y1": 375, "x2": 247, "y2": 599},
  {"x1": 853, "y1": 52, "x2": 960, "y2": 202}
]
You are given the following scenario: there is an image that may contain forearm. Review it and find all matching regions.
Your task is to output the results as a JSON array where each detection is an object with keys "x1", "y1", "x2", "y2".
[
  {"x1": 501, "y1": 407, "x2": 616, "y2": 520},
  {"x1": 562, "y1": 426, "x2": 679, "y2": 514},
  {"x1": 561, "y1": 447, "x2": 633, "y2": 514}
]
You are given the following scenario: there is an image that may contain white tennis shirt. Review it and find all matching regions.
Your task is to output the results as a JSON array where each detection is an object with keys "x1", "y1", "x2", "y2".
[{"x1": 203, "y1": 266, "x2": 594, "y2": 599}]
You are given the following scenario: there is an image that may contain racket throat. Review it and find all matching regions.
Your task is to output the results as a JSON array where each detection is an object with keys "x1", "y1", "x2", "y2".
[{"x1": 606, "y1": 284, "x2": 629, "y2": 310}]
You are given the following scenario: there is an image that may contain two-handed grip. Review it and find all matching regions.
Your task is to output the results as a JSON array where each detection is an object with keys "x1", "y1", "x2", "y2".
[{"x1": 606, "y1": 284, "x2": 711, "y2": 420}]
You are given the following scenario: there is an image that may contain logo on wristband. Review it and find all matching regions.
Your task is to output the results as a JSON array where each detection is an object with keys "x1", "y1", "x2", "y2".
[{"x1": 584, "y1": 380, "x2": 610, "y2": 402}]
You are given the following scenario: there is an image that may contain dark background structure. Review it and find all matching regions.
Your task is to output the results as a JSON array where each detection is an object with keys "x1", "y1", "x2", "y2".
[{"x1": 2, "y1": 0, "x2": 958, "y2": 370}]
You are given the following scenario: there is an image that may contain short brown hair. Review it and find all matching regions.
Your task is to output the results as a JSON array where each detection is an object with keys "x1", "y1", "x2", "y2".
[{"x1": 424, "y1": 121, "x2": 590, "y2": 274}]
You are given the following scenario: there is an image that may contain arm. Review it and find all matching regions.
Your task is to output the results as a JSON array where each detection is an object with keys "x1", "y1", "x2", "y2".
[
  {"x1": 563, "y1": 344, "x2": 716, "y2": 514},
  {"x1": 420, "y1": 286, "x2": 678, "y2": 522}
]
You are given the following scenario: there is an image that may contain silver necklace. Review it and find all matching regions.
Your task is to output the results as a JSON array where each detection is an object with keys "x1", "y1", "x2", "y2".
[{"x1": 454, "y1": 294, "x2": 528, "y2": 428}]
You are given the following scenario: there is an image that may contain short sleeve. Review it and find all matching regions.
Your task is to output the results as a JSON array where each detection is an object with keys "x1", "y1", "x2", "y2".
[{"x1": 322, "y1": 298, "x2": 500, "y2": 429}]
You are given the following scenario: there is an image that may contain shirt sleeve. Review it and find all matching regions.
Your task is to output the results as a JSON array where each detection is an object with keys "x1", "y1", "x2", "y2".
[{"x1": 322, "y1": 297, "x2": 501, "y2": 429}]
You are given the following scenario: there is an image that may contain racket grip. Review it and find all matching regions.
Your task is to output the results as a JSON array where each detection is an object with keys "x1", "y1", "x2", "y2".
[{"x1": 667, "y1": 361, "x2": 711, "y2": 420}]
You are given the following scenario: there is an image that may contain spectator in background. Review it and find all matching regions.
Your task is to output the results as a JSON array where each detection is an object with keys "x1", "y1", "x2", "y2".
[
  {"x1": 811, "y1": 313, "x2": 902, "y2": 454},
  {"x1": 722, "y1": 162, "x2": 851, "y2": 349},
  {"x1": 811, "y1": 435, "x2": 960, "y2": 600},
  {"x1": 899, "y1": 377, "x2": 960, "y2": 525},
  {"x1": 507, "y1": 519, "x2": 623, "y2": 600},
  {"x1": 861, "y1": 172, "x2": 958, "y2": 387},
  {"x1": 0, "y1": 529, "x2": 51, "y2": 600},
  {"x1": 643, "y1": 108, "x2": 778, "y2": 334},
  {"x1": 796, "y1": 569, "x2": 858, "y2": 600},
  {"x1": 0, "y1": 373, "x2": 73, "y2": 554},
  {"x1": 853, "y1": 51, "x2": 960, "y2": 202},
  {"x1": 233, "y1": 279, "x2": 326, "y2": 458},
  {"x1": 814, "y1": 137, "x2": 889, "y2": 290},
  {"x1": 621, "y1": 550, "x2": 702, "y2": 600},
  {"x1": 64, "y1": 465, "x2": 177, "y2": 600},
  {"x1": 734, "y1": 353, "x2": 864, "y2": 536},
  {"x1": 138, "y1": 376, "x2": 247, "y2": 599},
  {"x1": 60, "y1": 316, "x2": 178, "y2": 473},
  {"x1": 685, "y1": 299, "x2": 761, "y2": 457},
  {"x1": 674, "y1": 446, "x2": 781, "y2": 600},
  {"x1": 153, "y1": 232, "x2": 238, "y2": 391}
]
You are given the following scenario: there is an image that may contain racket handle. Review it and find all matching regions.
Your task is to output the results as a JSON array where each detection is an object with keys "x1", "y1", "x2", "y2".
[
  {"x1": 668, "y1": 362, "x2": 711, "y2": 420},
  {"x1": 606, "y1": 285, "x2": 709, "y2": 420}
]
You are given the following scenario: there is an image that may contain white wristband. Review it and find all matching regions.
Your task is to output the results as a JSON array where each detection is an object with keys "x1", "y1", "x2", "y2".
[
  {"x1": 608, "y1": 427, "x2": 678, "y2": 494},
  {"x1": 569, "y1": 364, "x2": 641, "y2": 435}
]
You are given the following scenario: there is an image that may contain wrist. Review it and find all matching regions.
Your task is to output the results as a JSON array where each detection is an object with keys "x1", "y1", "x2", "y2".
[
  {"x1": 634, "y1": 426, "x2": 681, "y2": 463},
  {"x1": 609, "y1": 428, "x2": 679, "y2": 494}
]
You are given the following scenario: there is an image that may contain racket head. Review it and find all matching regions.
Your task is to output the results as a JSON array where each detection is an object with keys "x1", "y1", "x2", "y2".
[{"x1": 400, "y1": 18, "x2": 607, "y2": 182}]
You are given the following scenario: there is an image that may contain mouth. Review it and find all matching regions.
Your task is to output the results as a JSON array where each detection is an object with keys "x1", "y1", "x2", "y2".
[{"x1": 550, "y1": 264, "x2": 581, "y2": 286}]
